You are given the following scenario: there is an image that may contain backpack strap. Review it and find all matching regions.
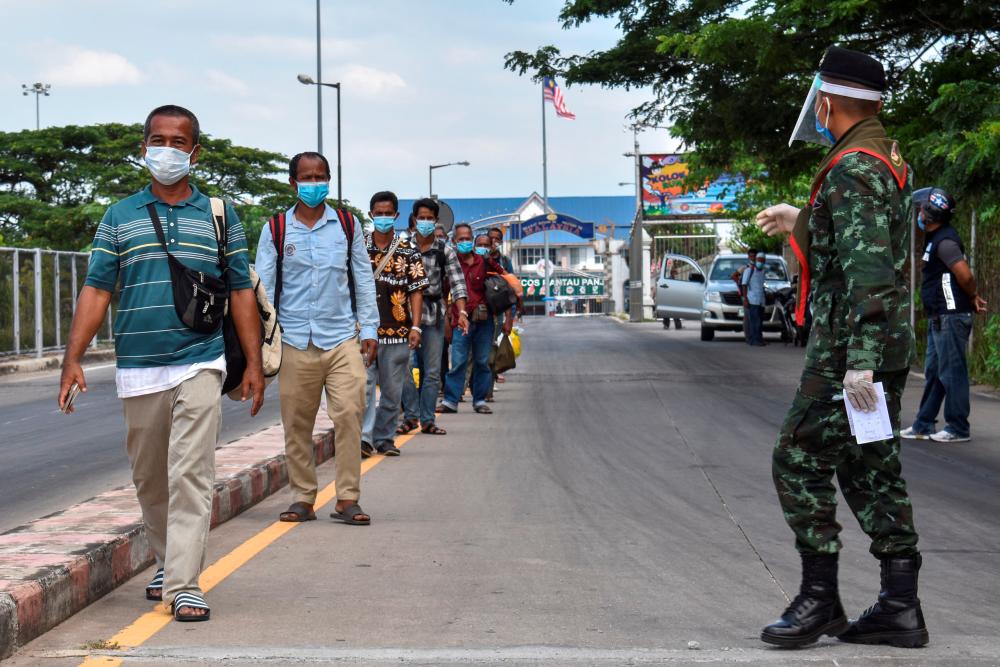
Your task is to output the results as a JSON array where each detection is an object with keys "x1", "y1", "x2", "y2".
[
  {"x1": 334, "y1": 208, "x2": 358, "y2": 314},
  {"x1": 208, "y1": 197, "x2": 229, "y2": 274},
  {"x1": 268, "y1": 213, "x2": 286, "y2": 314}
]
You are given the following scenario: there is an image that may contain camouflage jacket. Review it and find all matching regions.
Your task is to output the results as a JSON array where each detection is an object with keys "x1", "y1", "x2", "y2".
[{"x1": 803, "y1": 152, "x2": 916, "y2": 376}]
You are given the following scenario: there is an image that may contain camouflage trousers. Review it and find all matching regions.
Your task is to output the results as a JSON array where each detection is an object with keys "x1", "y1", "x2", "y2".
[{"x1": 773, "y1": 367, "x2": 919, "y2": 557}]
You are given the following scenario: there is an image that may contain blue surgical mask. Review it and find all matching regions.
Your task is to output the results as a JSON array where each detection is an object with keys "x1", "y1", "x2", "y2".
[
  {"x1": 372, "y1": 216, "x2": 396, "y2": 233},
  {"x1": 474, "y1": 246, "x2": 490, "y2": 256},
  {"x1": 814, "y1": 98, "x2": 836, "y2": 145},
  {"x1": 755, "y1": 261, "x2": 765, "y2": 269},
  {"x1": 916, "y1": 212, "x2": 925, "y2": 231},
  {"x1": 456, "y1": 240, "x2": 474, "y2": 254},
  {"x1": 415, "y1": 221, "x2": 436, "y2": 238},
  {"x1": 144, "y1": 146, "x2": 192, "y2": 186},
  {"x1": 297, "y1": 182, "x2": 329, "y2": 208}
]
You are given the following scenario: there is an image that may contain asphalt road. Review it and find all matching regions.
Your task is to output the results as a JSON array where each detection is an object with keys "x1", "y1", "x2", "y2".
[
  {"x1": 12, "y1": 317, "x2": 1000, "y2": 665},
  {"x1": 0, "y1": 361, "x2": 282, "y2": 534}
]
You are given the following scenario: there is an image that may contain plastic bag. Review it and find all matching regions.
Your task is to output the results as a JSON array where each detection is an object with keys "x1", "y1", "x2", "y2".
[
  {"x1": 509, "y1": 329, "x2": 521, "y2": 358},
  {"x1": 493, "y1": 333, "x2": 517, "y2": 374}
]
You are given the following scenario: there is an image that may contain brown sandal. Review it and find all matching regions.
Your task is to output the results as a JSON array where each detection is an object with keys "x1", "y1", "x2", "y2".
[
  {"x1": 396, "y1": 418, "x2": 419, "y2": 435},
  {"x1": 421, "y1": 422, "x2": 447, "y2": 435}
]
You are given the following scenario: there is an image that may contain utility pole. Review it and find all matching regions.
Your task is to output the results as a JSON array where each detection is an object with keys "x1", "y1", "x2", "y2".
[
  {"x1": 22, "y1": 83, "x2": 51, "y2": 130},
  {"x1": 541, "y1": 86, "x2": 552, "y2": 314},
  {"x1": 315, "y1": 0, "x2": 323, "y2": 155}
]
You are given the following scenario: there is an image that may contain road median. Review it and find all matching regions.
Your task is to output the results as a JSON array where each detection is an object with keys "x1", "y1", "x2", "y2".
[{"x1": 0, "y1": 410, "x2": 332, "y2": 659}]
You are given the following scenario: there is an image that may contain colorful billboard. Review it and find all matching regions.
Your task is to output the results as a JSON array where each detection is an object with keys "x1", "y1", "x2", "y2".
[{"x1": 640, "y1": 154, "x2": 743, "y2": 219}]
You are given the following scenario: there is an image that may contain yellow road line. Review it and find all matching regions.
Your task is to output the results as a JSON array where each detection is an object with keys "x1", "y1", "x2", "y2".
[{"x1": 77, "y1": 433, "x2": 416, "y2": 666}]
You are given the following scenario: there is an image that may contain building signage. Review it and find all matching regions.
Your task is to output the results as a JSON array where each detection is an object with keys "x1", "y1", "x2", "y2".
[
  {"x1": 519, "y1": 274, "x2": 605, "y2": 298},
  {"x1": 511, "y1": 213, "x2": 594, "y2": 240},
  {"x1": 640, "y1": 153, "x2": 743, "y2": 219}
]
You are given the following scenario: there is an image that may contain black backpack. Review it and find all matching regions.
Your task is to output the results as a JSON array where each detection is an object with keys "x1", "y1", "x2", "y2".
[
  {"x1": 269, "y1": 207, "x2": 360, "y2": 315},
  {"x1": 484, "y1": 274, "x2": 517, "y2": 315}
]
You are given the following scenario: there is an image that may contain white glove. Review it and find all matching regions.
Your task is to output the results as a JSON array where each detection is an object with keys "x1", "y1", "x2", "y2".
[
  {"x1": 755, "y1": 203, "x2": 801, "y2": 237},
  {"x1": 843, "y1": 369, "x2": 877, "y2": 413}
]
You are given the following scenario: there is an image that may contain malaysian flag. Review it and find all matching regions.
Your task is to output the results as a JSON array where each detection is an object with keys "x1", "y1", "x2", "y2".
[{"x1": 543, "y1": 77, "x2": 576, "y2": 120}]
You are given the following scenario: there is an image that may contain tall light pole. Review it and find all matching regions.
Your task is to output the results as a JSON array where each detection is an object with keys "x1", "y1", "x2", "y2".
[
  {"x1": 297, "y1": 74, "x2": 342, "y2": 202},
  {"x1": 22, "y1": 83, "x2": 51, "y2": 130},
  {"x1": 428, "y1": 161, "x2": 470, "y2": 197}
]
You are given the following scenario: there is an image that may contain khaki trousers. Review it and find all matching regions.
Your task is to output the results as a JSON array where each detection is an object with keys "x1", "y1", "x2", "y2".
[
  {"x1": 122, "y1": 369, "x2": 223, "y2": 604},
  {"x1": 279, "y1": 339, "x2": 366, "y2": 505}
]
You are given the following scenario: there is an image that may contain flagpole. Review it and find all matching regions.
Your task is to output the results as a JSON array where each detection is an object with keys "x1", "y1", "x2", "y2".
[{"x1": 541, "y1": 83, "x2": 551, "y2": 314}]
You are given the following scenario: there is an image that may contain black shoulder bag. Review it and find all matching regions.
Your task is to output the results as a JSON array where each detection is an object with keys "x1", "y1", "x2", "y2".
[{"x1": 146, "y1": 203, "x2": 228, "y2": 334}]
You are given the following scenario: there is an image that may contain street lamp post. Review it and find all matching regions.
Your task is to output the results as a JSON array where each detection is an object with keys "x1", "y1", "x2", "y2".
[
  {"x1": 297, "y1": 74, "x2": 342, "y2": 202},
  {"x1": 428, "y1": 161, "x2": 470, "y2": 197},
  {"x1": 22, "y1": 83, "x2": 51, "y2": 130}
]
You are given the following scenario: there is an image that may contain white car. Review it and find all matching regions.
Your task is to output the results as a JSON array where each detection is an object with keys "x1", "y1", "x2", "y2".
[
  {"x1": 700, "y1": 253, "x2": 791, "y2": 341},
  {"x1": 653, "y1": 253, "x2": 707, "y2": 324}
]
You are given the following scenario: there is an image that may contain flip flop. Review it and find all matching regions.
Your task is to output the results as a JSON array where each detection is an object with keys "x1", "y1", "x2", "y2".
[
  {"x1": 421, "y1": 422, "x2": 447, "y2": 435},
  {"x1": 172, "y1": 592, "x2": 211, "y2": 622},
  {"x1": 437, "y1": 403, "x2": 458, "y2": 414},
  {"x1": 474, "y1": 404, "x2": 493, "y2": 414},
  {"x1": 145, "y1": 568, "x2": 164, "y2": 601},
  {"x1": 330, "y1": 503, "x2": 371, "y2": 526},
  {"x1": 279, "y1": 502, "x2": 316, "y2": 522}
]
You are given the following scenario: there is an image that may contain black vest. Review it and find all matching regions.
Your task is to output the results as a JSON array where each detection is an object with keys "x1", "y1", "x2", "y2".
[{"x1": 921, "y1": 225, "x2": 972, "y2": 316}]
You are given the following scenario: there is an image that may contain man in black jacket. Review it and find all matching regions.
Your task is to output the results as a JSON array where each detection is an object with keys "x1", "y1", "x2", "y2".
[{"x1": 901, "y1": 188, "x2": 987, "y2": 443}]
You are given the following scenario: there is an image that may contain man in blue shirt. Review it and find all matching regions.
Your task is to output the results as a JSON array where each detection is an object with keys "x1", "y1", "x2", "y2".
[
  {"x1": 255, "y1": 152, "x2": 379, "y2": 526},
  {"x1": 742, "y1": 252, "x2": 767, "y2": 346},
  {"x1": 58, "y1": 105, "x2": 264, "y2": 622}
]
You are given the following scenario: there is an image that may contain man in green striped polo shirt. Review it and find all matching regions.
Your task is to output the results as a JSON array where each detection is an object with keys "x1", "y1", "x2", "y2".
[{"x1": 58, "y1": 105, "x2": 264, "y2": 622}]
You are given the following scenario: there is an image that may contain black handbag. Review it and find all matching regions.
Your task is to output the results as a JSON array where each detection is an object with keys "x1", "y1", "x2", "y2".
[
  {"x1": 146, "y1": 203, "x2": 228, "y2": 334},
  {"x1": 208, "y1": 199, "x2": 248, "y2": 397}
]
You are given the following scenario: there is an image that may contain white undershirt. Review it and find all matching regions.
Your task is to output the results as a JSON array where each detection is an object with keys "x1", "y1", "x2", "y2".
[{"x1": 115, "y1": 354, "x2": 228, "y2": 399}]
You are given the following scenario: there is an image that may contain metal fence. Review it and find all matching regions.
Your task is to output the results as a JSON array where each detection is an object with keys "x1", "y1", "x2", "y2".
[{"x1": 0, "y1": 248, "x2": 114, "y2": 357}]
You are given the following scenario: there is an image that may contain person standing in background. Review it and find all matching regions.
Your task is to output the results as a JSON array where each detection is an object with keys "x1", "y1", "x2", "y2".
[{"x1": 902, "y1": 188, "x2": 987, "y2": 444}]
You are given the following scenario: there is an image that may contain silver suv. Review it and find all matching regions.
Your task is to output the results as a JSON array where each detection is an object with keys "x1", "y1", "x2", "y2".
[{"x1": 699, "y1": 253, "x2": 791, "y2": 341}]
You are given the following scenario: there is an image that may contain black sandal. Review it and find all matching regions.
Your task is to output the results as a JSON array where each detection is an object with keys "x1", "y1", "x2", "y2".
[
  {"x1": 145, "y1": 568, "x2": 164, "y2": 601},
  {"x1": 437, "y1": 403, "x2": 458, "y2": 414},
  {"x1": 172, "y1": 592, "x2": 211, "y2": 622},
  {"x1": 330, "y1": 503, "x2": 371, "y2": 526},
  {"x1": 396, "y1": 419, "x2": 419, "y2": 435},
  {"x1": 421, "y1": 422, "x2": 447, "y2": 435},
  {"x1": 474, "y1": 404, "x2": 493, "y2": 414},
  {"x1": 279, "y1": 502, "x2": 316, "y2": 522}
]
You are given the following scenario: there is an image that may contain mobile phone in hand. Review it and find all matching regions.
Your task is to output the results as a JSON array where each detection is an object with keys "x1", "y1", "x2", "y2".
[{"x1": 62, "y1": 383, "x2": 81, "y2": 414}]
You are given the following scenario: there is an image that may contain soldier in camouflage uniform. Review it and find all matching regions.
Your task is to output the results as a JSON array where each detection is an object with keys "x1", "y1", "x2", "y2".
[{"x1": 755, "y1": 47, "x2": 929, "y2": 649}]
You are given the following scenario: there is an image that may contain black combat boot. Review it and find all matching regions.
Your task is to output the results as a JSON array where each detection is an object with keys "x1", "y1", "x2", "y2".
[
  {"x1": 839, "y1": 555, "x2": 929, "y2": 648},
  {"x1": 761, "y1": 553, "x2": 849, "y2": 647}
]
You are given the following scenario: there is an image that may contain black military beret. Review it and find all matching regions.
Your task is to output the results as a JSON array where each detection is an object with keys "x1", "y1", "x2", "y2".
[{"x1": 818, "y1": 46, "x2": 886, "y2": 92}]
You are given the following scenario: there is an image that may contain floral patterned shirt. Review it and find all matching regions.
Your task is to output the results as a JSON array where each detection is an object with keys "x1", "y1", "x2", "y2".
[{"x1": 366, "y1": 234, "x2": 429, "y2": 345}]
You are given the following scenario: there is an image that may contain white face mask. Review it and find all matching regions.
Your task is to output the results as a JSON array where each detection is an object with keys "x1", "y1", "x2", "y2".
[{"x1": 144, "y1": 146, "x2": 192, "y2": 185}]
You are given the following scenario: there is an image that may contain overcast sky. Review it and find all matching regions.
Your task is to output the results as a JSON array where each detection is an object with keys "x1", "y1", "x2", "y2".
[{"x1": 0, "y1": 0, "x2": 679, "y2": 205}]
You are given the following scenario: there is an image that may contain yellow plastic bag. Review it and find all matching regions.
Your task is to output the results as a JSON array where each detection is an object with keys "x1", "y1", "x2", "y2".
[{"x1": 510, "y1": 329, "x2": 522, "y2": 358}]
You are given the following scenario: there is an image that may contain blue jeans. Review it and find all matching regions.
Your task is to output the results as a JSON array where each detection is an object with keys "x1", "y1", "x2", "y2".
[
  {"x1": 361, "y1": 342, "x2": 411, "y2": 448},
  {"x1": 401, "y1": 317, "x2": 445, "y2": 424},
  {"x1": 913, "y1": 313, "x2": 972, "y2": 438},
  {"x1": 746, "y1": 304, "x2": 764, "y2": 345},
  {"x1": 443, "y1": 320, "x2": 493, "y2": 408}
]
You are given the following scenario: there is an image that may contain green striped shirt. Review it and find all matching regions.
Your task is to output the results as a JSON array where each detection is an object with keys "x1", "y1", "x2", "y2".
[{"x1": 84, "y1": 184, "x2": 252, "y2": 368}]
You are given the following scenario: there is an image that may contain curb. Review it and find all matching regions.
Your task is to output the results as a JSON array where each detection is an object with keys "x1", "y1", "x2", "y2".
[
  {"x1": 0, "y1": 412, "x2": 335, "y2": 659},
  {"x1": 0, "y1": 348, "x2": 117, "y2": 377}
]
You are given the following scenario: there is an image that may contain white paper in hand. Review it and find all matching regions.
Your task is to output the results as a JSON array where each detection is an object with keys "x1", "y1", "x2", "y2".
[{"x1": 843, "y1": 381, "x2": 894, "y2": 445}]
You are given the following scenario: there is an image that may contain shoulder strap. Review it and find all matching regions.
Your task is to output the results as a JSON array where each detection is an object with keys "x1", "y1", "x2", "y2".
[
  {"x1": 334, "y1": 208, "x2": 357, "y2": 314},
  {"x1": 374, "y1": 234, "x2": 401, "y2": 276},
  {"x1": 145, "y1": 203, "x2": 171, "y2": 254},
  {"x1": 268, "y1": 213, "x2": 286, "y2": 314},
  {"x1": 209, "y1": 198, "x2": 228, "y2": 271}
]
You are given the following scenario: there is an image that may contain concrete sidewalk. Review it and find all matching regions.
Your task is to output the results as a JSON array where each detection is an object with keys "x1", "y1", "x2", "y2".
[
  {"x1": 0, "y1": 347, "x2": 116, "y2": 377},
  {"x1": 0, "y1": 409, "x2": 334, "y2": 659}
]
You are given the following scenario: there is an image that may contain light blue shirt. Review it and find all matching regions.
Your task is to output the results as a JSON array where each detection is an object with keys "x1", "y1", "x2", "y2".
[
  {"x1": 255, "y1": 204, "x2": 378, "y2": 350},
  {"x1": 741, "y1": 264, "x2": 766, "y2": 306}
]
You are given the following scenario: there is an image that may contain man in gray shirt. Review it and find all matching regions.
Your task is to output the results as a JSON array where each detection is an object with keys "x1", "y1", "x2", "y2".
[{"x1": 742, "y1": 252, "x2": 767, "y2": 346}]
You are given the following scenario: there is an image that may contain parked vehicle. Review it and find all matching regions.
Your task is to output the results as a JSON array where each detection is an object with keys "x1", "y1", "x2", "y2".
[
  {"x1": 699, "y1": 253, "x2": 791, "y2": 341},
  {"x1": 653, "y1": 254, "x2": 706, "y2": 326}
]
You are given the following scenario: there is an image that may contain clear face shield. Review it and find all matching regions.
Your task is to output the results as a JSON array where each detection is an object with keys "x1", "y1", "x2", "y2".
[{"x1": 788, "y1": 74, "x2": 883, "y2": 147}]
